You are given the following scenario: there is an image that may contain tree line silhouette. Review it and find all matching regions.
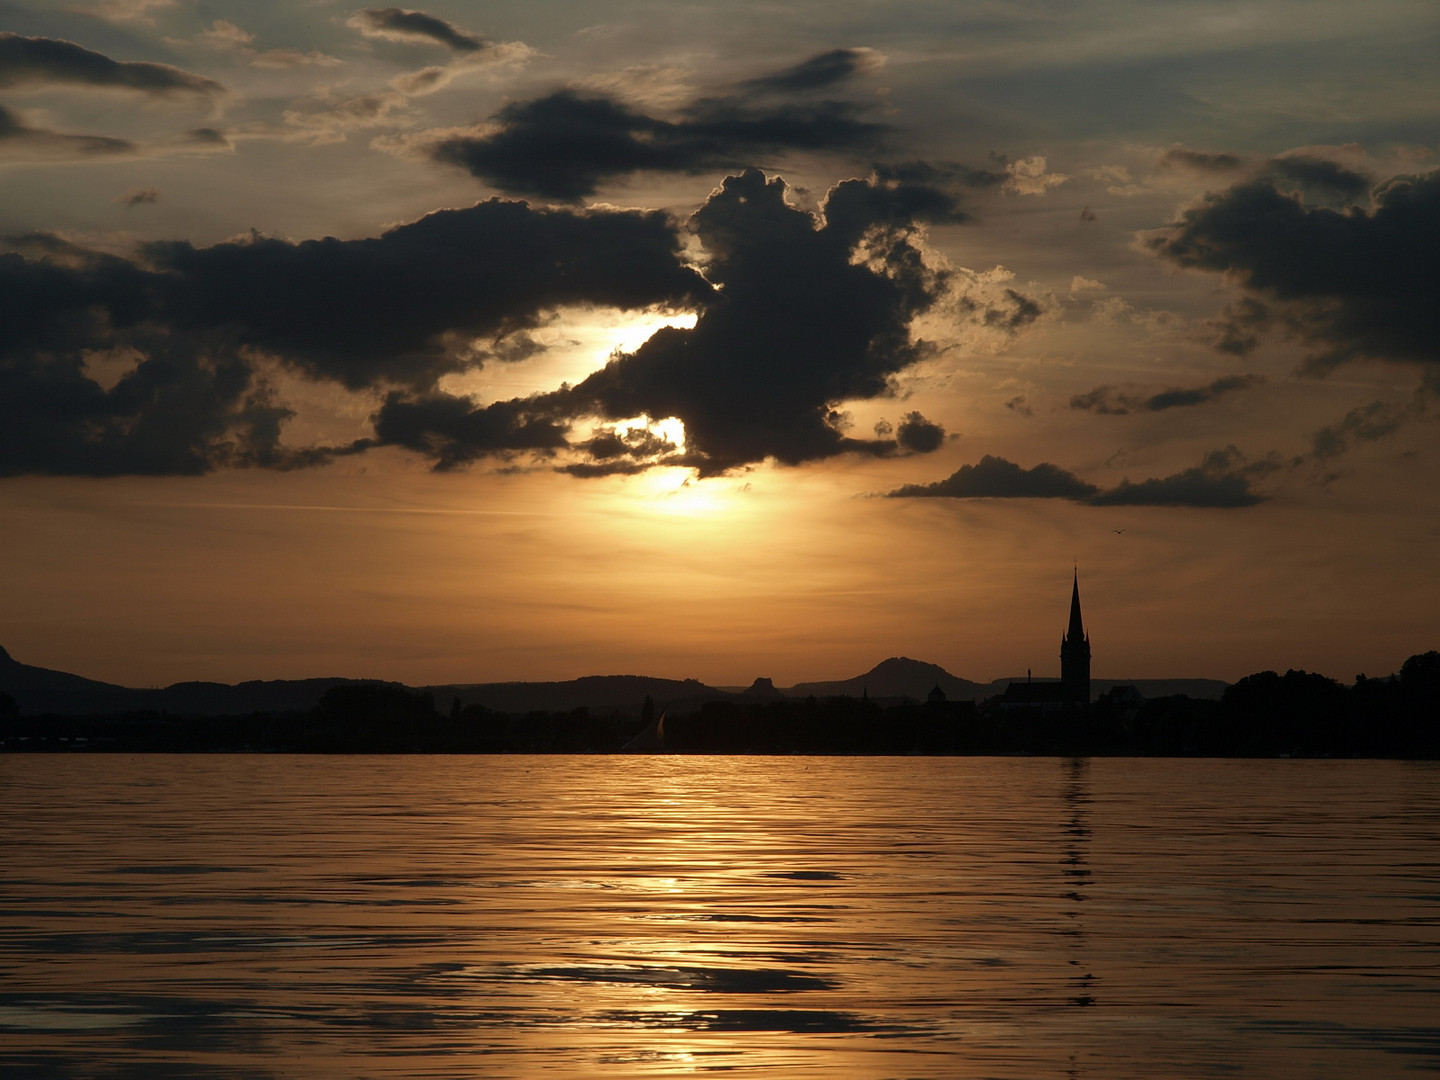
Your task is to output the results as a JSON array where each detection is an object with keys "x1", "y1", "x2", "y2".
[{"x1": 2, "y1": 651, "x2": 1436, "y2": 757}]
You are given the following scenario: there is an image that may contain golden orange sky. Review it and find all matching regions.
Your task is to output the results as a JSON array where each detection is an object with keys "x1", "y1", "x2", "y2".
[{"x1": 2, "y1": 1, "x2": 1437, "y2": 688}]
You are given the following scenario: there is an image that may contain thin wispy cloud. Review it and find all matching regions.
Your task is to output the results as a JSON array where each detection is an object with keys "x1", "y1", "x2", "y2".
[{"x1": 0, "y1": 32, "x2": 224, "y2": 96}]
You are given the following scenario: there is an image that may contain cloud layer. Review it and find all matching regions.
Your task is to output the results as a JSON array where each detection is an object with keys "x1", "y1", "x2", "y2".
[
  {"x1": 1, "y1": 166, "x2": 978, "y2": 478},
  {"x1": 373, "y1": 168, "x2": 965, "y2": 473},
  {"x1": 0, "y1": 200, "x2": 705, "y2": 477},
  {"x1": 428, "y1": 49, "x2": 890, "y2": 199},
  {"x1": 0, "y1": 32, "x2": 223, "y2": 96},
  {"x1": 889, "y1": 447, "x2": 1272, "y2": 508},
  {"x1": 348, "y1": 8, "x2": 488, "y2": 53},
  {"x1": 1149, "y1": 167, "x2": 1440, "y2": 373},
  {"x1": 145, "y1": 200, "x2": 707, "y2": 389},
  {"x1": 1070, "y1": 374, "x2": 1263, "y2": 415},
  {"x1": 0, "y1": 103, "x2": 133, "y2": 157},
  {"x1": 889, "y1": 455, "x2": 1099, "y2": 500}
]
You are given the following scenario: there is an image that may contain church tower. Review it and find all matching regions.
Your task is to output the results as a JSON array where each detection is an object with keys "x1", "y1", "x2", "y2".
[{"x1": 1060, "y1": 569, "x2": 1091, "y2": 704}]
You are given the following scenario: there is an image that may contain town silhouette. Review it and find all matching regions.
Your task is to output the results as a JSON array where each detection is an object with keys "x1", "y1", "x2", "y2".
[{"x1": 3, "y1": 575, "x2": 1436, "y2": 757}]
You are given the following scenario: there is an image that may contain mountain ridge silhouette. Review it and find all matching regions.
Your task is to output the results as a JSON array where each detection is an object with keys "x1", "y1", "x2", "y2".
[{"x1": 1, "y1": 645, "x2": 1226, "y2": 717}]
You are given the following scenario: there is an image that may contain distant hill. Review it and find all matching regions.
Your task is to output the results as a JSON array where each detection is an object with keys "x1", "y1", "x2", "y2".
[
  {"x1": 782, "y1": 659, "x2": 1229, "y2": 703},
  {"x1": 2, "y1": 644, "x2": 1229, "y2": 717},
  {"x1": 135, "y1": 678, "x2": 406, "y2": 715},
  {"x1": 787, "y1": 657, "x2": 989, "y2": 701},
  {"x1": 0, "y1": 644, "x2": 139, "y2": 715},
  {"x1": 1, "y1": 646, "x2": 729, "y2": 718},
  {"x1": 0, "y1": 646, "x2": 397, "y2": 716}
]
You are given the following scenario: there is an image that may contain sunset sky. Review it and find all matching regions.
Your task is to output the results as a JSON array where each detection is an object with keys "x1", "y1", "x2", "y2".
[{"x1": 2, "y1": 0, "x2": 1437, "y2": 689}]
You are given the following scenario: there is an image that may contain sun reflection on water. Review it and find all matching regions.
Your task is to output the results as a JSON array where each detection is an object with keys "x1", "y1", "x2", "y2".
[{"x1": 4, "y1": 756, "x2": 1439, "y2": 1078}]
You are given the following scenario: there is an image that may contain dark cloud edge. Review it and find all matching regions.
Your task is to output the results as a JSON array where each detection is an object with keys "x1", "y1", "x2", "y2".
[
  {"x1": 885, "y1": 450, "x2": 1273, "y2": 509},
  {"x1": 0, "y1": 33, "x2": 224, "y2": 97},
  {"x1": 1, "y1": 164, "x2": 1007, "y2": 480},
  {"x1": 1146, "y1": 163, "x2": 1440, "y2": 373},
  {"x1": 0, "y1": 103, "x2": 135, "y2": 156},
  {"x1": 1070, "y1": 373, "x2": 1264, "y2": 415},
  {"x1": 374, "y1": 167, "x2": 983, "y2": 478},
  {"x1": 419, "y1": 48, "x2": 1013, "y2": 203},
  {"x1": 347, "y1": 8, "x2": 489, "y2": 53}
]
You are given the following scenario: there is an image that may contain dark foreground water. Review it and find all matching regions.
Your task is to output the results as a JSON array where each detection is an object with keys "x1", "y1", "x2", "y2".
[{"x1": 1, "y1": 755, "x2": 1437, "y2": 1079}]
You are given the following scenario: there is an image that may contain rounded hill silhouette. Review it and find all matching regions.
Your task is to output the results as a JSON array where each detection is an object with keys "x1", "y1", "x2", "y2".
[{"x1": 787, "y1": 657, "x2": 984, "y2": 701}]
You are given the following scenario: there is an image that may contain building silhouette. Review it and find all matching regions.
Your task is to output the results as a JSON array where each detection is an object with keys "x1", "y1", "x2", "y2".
[
  {"x1": 995, "y1": 570, "x2": 1093, "y2": 710},
  {"x1": 1060, "y1": 569, "x2": 1091, "y2": 705}
]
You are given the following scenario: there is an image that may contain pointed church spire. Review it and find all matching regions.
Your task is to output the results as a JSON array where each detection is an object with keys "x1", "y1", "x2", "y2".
[
  {"x1": 1060, "y1": 568, "x2": 1091, "y2": 704},
  {"x1": 1067, "y1": 568, "x2": 1085, "y2": 642}
]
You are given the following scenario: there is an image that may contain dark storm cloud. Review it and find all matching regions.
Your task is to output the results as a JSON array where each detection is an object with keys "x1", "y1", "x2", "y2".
[
  {"x1": 1068, "y1": 386, "x2": 1129, "y2": 416},
  {"x1": 1145, "y1": 374, "x2": 1263, "y2": 410},
  {"x1": 896, "y1": 411, "x2": 947, "y2": 453},
  {"x1": 428, "y1": 49, "x2": 897, "y2": 200},
  {"x1": 1308, "y1": 399, "x2": 1410, "y2": 460},
  {"x1": 348, "y1": 8, "x2": 486, "y2": 52},
  {"x1": 432, "y1": 88, "x2": 884, "y2": 201},
  {"x1": 0, "y1": 238, "x2": 153, "y2": 351},
  {"x1": 1089, "y1": 474, "x2": 1258, "y2": 507},
  {"x1": 557, "y1": 425, "x2": 682, "y2": 477},
  {"x1": 1263, "y1": 156, "x2": 1372, "y2": 203},
  {"x1": 888, "y1": 448, "x2": 1273, "y2": 508},
  {"x1": 872, "y1": 160, "x2": 1008, "y2": 192},
  {"x1": 0, "y1": 200, "x2": 705, "y2": 477},
  {"x1": 1158, "y1": 148, "x2": 1245, "y2": 173},
  {"x1": 1070, "y1": 374, "x2": 1263, "y2": 415},
  {"x1": 968, "y1": 288, "x2": 1043, "y2": 332},
  {"x1": 559, "y1": 459, "x2": 658, "y2": 478},
  {"x1": 821, "y1": 162, "x2": 1005, "y2": 234},
  {"x1": 486, "y1": 333, "x2": 550, "y2": 364},
  {"x1": 888, "y1": 455, "x2": 1099, "y2": 499},
  {"x1": 578, "y1": 426, "x2": 678, "y2": 462},
  {"x1": 185, "y1": 128, "x2": 231, "y2": 147},
  {"x1": 371, "y1": 392, "x2": 568, "y2": 470},
  {"x1": 1, "y1": 169, "x2": 966, "y2": 478},
  {"x1": 377, "y1": 170, "x2": 955, "y2": 474},
  {"x1": 0, "y1": 102, "x2": 133, "y2": 155},
  {"x1": 1087, "y1": 447, "x2": 1270, "y2": 507},
  {"x1": 0, "y1": 334, "x2": 358, "y2": 477},
  {"x1": 0, "y1": 33, "x2": 223, "y2": 96},
  {"x1": 1206, "y1": 296, "x2": 1271, "y2": 356},
  {"x1": 0, "y1": 240, "x2": 365, "y2": 476},
  {"x1": 735, "y1": 47, "x2": 882, "y2": 93},
  {"x1": 549, "y1": 169, "x2": 949, "y2": 472},
  {"x1": 1148, "y1": 167, "x2": 1440, "y2": 372},
  {"x1": 145, "y1": 200, "x2": 709, "y2": 389}
]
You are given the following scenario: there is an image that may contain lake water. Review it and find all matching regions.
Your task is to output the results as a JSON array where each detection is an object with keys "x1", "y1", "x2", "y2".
[{"x1": 1, "y1": 755, "x2": 1437, "y2": 1079}]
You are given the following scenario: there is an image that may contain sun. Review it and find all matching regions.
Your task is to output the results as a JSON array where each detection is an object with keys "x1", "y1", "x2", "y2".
[
  {"x1": 643, "y1": 470, "x2": 732, "y2": 516},
  {"x1": 606, "y1": 311, "x2": 699, "y2": 355},
  {"x1": 436, "y1": 307, "x2": 700, "y2": 414}
]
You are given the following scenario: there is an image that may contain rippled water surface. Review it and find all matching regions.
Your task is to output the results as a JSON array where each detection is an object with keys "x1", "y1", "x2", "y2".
[{"x1": 2, "y1": 755, "x2": 1438, "y2": 1079}]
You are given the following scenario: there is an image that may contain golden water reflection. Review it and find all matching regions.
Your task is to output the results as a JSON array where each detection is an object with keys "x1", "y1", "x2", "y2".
[{"x1": 1, "y1": 755, "x2": 1438, "y2": 1078}]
